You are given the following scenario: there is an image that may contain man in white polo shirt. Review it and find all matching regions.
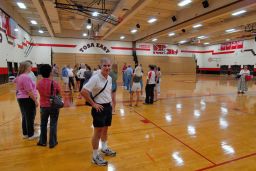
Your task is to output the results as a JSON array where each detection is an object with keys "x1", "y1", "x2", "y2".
[{"x1": 81, "y1": 58, "x2": 116, "y2": 166}]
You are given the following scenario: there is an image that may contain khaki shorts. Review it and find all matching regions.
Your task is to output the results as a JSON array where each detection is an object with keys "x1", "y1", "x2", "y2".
[{"x1": 131, "y1": 82, "x2": 141, "y2": 92}]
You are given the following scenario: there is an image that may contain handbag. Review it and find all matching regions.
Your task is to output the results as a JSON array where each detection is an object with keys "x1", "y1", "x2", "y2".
[
  {"x1": 85, "y1": 80, "x2": 108, "y2": 106},
  {"x1": 245, "y1": 75, "x2": 252, "y2": 81},
  {"x1": 50, "y1": 81, "x2": 64, "y2": 108}
]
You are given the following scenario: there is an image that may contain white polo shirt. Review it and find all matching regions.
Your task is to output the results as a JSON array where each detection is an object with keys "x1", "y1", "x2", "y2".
[{"x1": 83, "y1": 72, "x2": 112, "y2": 104}]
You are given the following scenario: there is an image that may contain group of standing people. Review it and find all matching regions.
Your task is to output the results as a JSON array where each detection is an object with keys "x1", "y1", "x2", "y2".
[
  {"x1": 13, "y1": 58, "x2": 164, "y2": 166},
  {"x1": 122, "y1": 63, "x2": 162, "y2": 106},
  {"x1": 14, "y1": 61, "x2": 61, "y2": 148}
]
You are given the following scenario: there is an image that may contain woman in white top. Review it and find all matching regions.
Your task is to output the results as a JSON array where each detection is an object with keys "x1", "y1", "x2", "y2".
[
  {"x1": 130, "y1": 66, "x2": 143, "y2": 106},
  {"x1": 237, "y1": 65, "x2": 250, "y2": 94},
  {"x1": 76, "y1": 64, "x2": 87, "y2": 98}
]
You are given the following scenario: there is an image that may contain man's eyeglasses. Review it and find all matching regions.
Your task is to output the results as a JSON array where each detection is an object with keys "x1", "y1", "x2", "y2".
[{"x1": 103, "y1": 65, "x2": 111, "y2": 67}]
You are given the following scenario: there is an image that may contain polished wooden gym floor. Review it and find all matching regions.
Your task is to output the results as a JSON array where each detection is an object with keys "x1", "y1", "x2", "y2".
[{"x1": 1, "y1": 74, "x2": 256, "y2": 171}]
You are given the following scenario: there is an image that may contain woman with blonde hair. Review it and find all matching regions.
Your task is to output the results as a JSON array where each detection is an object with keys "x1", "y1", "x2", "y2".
[
  {"x1": 14, "y1": 61, "x2": 39, "y2": 140},
  {"x1": 109, "y1": 63, "x2": 118, "y2": 113},
  {"x1": 130, "y1": 66, "x2": 143, "y2": 106}
]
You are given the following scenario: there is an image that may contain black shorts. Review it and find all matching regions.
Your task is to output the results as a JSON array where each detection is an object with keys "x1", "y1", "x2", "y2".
[{"x1": 91, "y1": 103, "x2": 112, "y2": 127}]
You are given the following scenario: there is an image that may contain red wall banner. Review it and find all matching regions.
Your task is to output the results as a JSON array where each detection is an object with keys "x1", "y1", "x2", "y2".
[{"x1": 220, "y1": 41, "x2": 243, "y2": 51}]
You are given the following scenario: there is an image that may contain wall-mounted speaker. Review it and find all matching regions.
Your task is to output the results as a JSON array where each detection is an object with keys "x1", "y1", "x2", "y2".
[
  {"x1": 136, "y1": 24, "x2": 140, "y2": 28},
  {"x1": 182, "y1": 29, "x2": 186, "y2": 33},
  {"x1": 202, "y1": 0, "x2": 209, "y2": 8},
  {"x1": 171, "y1": 16, "x2": 177, "y2": 22}
]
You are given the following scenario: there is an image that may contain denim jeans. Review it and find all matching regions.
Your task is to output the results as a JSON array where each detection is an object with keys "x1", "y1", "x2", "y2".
[
  {"x1": 39, "y1": 107, "x2": 59, "y2": 146},
  {"x1": 126, "y1": 75, "x2": 132, "y2": 91},
  {"x1": 17, "y1": 98, "x2": 36, "y2": 137}
]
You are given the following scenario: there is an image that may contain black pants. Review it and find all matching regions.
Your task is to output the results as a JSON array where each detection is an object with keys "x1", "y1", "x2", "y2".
[
  {"x1": 68, "y1": 77, "x2": 75, "y2": 90},
  {"x1": 145, "y1": 84, "x2": 155, "y2": 104},
  {"x1": 38, "y1": 107, "x2": 59, "y2": 146},
  {"x1": 79, "y1": 78, "x2": 85, "y2": 92},
  {"x1": 17, "y1": 98, "x2": 36, "y2": 137}
]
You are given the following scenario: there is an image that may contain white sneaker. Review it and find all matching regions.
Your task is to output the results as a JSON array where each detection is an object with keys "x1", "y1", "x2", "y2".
[
  {"x1": 101, "y1": 147, "x2": 116, "y2": 156},
  {"x1": 28, "y1": 133, "x2": 39, "y2": 140},
  {"x1": 92, "y1": 154, "x2": 108, "y2": 166}
]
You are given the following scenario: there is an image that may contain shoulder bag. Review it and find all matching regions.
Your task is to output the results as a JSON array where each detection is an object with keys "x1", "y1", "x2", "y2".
[{"x1": 50, "y1": 81, "x2": 64, "y2": 108}]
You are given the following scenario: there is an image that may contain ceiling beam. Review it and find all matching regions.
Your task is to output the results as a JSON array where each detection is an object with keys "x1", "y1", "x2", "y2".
[
  {"x1": 31, "y1": 0, "x2": 54, "y2": 37},
  {"x1": 170, "y1": 12, "x2": 256, "y2": 43},
  {"x1": 102, "y1": 0, "x2": 152, "y2": 40},
  {"x1": 136, "y1": 0, "x2": 255, "y2": 42},
  {"x1": 99, "y1": 0, "x2": 140, "y2": 37},
  {"x1": 43, "y1": 0, "x2": 61, "y2": 34}
]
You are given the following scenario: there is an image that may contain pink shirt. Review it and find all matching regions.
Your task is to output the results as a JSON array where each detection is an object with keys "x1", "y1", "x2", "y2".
[
  {"x1": 37, "y1": 78, "x2": 61, "y2": 107},
  {"x1": 14, "y1": 74, "x2": 37, "y2": 99}
]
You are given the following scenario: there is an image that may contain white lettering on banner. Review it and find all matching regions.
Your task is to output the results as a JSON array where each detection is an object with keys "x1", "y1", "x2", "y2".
[
  {"x1": 139, "y1": 44, "x2": 150, "y2": 49},
  {"x1": 79, "y1": 43, "x2": 110, "y2": 53}
]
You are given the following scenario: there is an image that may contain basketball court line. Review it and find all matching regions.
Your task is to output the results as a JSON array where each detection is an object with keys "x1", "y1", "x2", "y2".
[
  {"x1": 0, "y1": 114, "x2": 19, "y2": 127},
  {"x1": 195, "y1": 152, "x2": 256, "y2": 171},
  {"x1": 133, "y1": 110, "x2": 216, "y2": 165},
  {"x1": 0, "y1": 126, "x2": 156, "y2": 152},
  {"x1": 70, "y1": 91, "x2": 256, "y2": 108}
]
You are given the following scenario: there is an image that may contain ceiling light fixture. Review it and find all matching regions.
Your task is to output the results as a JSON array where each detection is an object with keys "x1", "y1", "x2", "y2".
[
  {"x1": 193, "y1": 24, "x2": 202, "y2": 28},
  {"x1": 179, "y1": 40, "x2": 187, "y2": 44},
  {"x1": 148, "y1": 18, "x2": 157, "y2": 23},
  {"x1": 197, "y1": 36, "x2": 207, "y2": 39},
  {"x1": 120, "y1": 36, "x2": 125, "y2": 40},
  {"x1": 232, "y1": 10, "x2": 246, "y2": 16},
  {"x1": 14, "y1": 28, "x2": 19, "y2": 32},
  {"x1": 38, "y1": 30, "x2": 44, "y2": 33},
  {"x1": 17, "y1": 2, "x2": 26, "y2": 9},
  {"x1": 86, "y1": 19, "x2": 92, "y2": 30},
  {"x1": 131, "y1": 29, "x2": 137, "y2": 33},
  {"x1": 178, "y1": 0, "x2": 192, "y2": 7},
  {"x1": 168, "y1": 32, "x2": 175, "y2": 36},
  {"x1": 204, "y1": 42, "x2": 210, "y2": 45},
  {"x1": 30, "y1": 20, "x2": 37, "y2": 25},
  {"x1": 225, "y1": 28, "x2": 238, "y2": 33},
  {"x1": 152, "y1": 38, "x2": 158, "y2": 42},
  {"x1": 226, "y1": 39, "x2": 230, "y2": 41},
  {"x1": 92, "y1": 11, "x2": 99, "y2": 17},
  {"x1": 83, "y1": 33, "x2": 88, "y2": 36}
]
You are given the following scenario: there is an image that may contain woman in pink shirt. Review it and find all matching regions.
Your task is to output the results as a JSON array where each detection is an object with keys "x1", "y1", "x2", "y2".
[
  {"x1": 14, "y1": 61, "x2": 38, "y2": 139},
  {"x1": 37, "y1": 64, "x2": 61, "y2": 148}
]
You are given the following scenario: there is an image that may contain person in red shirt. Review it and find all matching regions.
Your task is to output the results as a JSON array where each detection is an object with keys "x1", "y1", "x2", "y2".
[{"x1": 37, "y1": 64, "x2": 61, "y2": 148}]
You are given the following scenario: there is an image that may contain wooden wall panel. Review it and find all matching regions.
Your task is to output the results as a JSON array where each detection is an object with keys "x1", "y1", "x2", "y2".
[
  {"x1": 52, "y1": 53, "x2": 76, "y2": 68},
  {"x1": 138, "y1": 56, "x2": 196, "y2": 74}
]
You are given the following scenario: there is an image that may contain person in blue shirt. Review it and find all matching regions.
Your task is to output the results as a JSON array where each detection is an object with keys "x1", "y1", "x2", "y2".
[
  {"x1": 62, "y1": 66, "x2": 69, "y2": 91},
  {"x1": 125, "y1": 65, "x2": 133, "y2": 91}
]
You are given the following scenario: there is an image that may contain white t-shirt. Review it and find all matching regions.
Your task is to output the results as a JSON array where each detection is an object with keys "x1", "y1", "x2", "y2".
[
  {"x1": 239, "y1": 69, "x2": 250, "y2": 75},
  {"x1": 28, "y1": 71, "x2": 37, "y2": 83},
  {"x1": 147, "y1": 71, "x2": 156, "y2": 84},
  {"x1": 77, "y1": 68, "x2": 87, "y2": 79},
  {"x1": 83, "y1": 73, "x2": 112, "y2": 104},
  {"x1": 67, "y1": 68, "x2": 74, "y2": 77}
]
